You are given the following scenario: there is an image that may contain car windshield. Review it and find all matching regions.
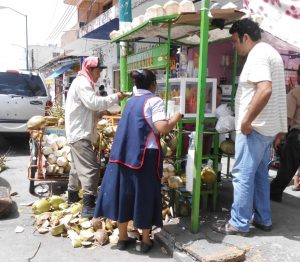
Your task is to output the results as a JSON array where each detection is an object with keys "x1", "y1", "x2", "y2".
[{"x1": 0, "y1": 72, "x2": 47, "y2": 96}]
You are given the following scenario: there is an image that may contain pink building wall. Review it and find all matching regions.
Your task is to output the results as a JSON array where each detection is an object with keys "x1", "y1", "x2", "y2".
[{"x1": 207, "y1": 40, "x2": 233, "y2": 83}]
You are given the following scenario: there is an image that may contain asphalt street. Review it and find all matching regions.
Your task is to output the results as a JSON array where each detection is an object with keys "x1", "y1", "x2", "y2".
[{"x1": 0, "y1": 134, "x2": 175, "y2": 262}]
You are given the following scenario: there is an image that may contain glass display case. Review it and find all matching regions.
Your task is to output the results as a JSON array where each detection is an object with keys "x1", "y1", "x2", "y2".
[{"x1": 156, "y1": 78, "x2": 217, "y2": 117}]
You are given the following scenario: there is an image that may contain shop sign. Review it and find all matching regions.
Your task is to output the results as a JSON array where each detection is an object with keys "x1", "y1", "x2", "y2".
[
  {"x1": 79, "y1": 6, "x2": 118, "y2": 38},
  {"x1": 127, "y1": 44, "x2": 168, "y2": 71}
]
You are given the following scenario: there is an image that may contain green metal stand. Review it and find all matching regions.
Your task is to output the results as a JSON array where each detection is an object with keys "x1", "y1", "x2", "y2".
[
  {"x1": 191, "y1": 0, "x2": 210, "y2": 233},
  {"x1": 175, "y1": 117, "x2": 219, "y2": 212}
]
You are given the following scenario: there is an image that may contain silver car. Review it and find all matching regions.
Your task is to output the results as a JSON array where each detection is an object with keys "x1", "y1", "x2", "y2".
[{"x1": 0, "y1": 70, "x2": 52, "y2": 133}]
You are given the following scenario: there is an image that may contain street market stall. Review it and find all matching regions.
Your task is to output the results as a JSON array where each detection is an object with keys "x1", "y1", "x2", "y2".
[
  {"x1": 27, "y1": 105, "x2": 70, "y2": 194},
  {"x1": 110, "y1": 0, "x2": 244, "y2": 232}
]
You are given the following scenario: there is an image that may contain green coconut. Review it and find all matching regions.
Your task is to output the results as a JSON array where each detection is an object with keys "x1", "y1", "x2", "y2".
[
  {"x1": 51, "y1": 224, "x2": 65, "y2": 236},
  {"x1": 69, "y1": 203, "x2": 82, "y2": 215},
  {"x1": 201, "y1": 166, "x2": 217, "y2": 184},
  {"x1": 58, "y1": 202, "x2": 69, "y2": 210},
  {"x1": 49, "y1": 195, "x2": 65, "y2": 210},
  {"x1": 71, "y1": 239, "x2": 82, "y2": 248},
  {"x1": 168, "y1": 176, "x2": 183, "y2": 189},
  {"x1": 220, "y1": 139, "x2": 235, "y2": 155},
  {"x1": 80, "y1": 230, "x2": 94, "y2": 241},
  {"x1": 32, "y1": 198, "x2": 51, "y2": 215}
]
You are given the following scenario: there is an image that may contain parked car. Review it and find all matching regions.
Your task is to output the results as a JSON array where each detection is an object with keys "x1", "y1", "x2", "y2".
[{"x1": 0, "y1": 70, "x2": 52, "y2": 133}]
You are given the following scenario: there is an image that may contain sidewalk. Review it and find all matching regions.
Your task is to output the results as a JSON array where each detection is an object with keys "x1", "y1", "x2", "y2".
[{"x1": 154, "y1": 157, "x2": 300, "y2": 262}]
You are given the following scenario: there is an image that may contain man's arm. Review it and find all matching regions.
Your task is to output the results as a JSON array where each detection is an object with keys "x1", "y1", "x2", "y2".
[{"x1": 241, "y1": 81, "x2": 272, "y2": 134}]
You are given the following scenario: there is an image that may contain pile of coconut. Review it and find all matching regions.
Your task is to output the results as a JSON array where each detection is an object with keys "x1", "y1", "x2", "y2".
[
  {"x1": 31, "y1": 194, "x2": 140, "y2": 248},
  {"x1": 110, "y1": 0, "x2": 196, "y2": 39},
  {"x1": 41, "y1": 134, "x2": 72, "y2": 175}
]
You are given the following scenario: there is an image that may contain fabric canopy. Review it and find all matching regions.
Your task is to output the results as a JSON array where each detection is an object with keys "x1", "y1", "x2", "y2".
[
  {"x1": 46, "y1": 63, "x2": 75, "y2": 80},
  {"x1": 244, "y1": 0, "x2": 300, "y2": 51}
]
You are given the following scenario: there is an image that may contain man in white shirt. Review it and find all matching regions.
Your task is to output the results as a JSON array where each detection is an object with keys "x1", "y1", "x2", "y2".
[
  {"x1": 213, "y1": 18, "x2": 287, "y2": 235},
  {"x1": 65, "y1": 56, "x2": 125, "y2": 218}
]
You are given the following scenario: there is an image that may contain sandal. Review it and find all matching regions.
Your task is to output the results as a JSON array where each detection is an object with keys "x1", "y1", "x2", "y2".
[
  {"x1": 141, "y1": 240, "x2": 154, "y2": 253},
  {"x1": 117, "y1": 237, "x2": 136, "y2": 250}
]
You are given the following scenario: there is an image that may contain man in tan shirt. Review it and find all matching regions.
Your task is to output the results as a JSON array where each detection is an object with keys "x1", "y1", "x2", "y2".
[{"x1": 270, "y1": 66, "x2": 300, "y2": 202}]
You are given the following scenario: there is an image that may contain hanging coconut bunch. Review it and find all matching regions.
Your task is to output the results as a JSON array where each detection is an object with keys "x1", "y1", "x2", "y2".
[
  {"x1": 160, "y1": 131, "x2": 178, "y2": 157},
  {"x1": 32, "y1": 194, "x2": 140, "y2": 248},
  {"x1": 161, "y1": 160, "x2": 176, "y2": 184},
  {"x1": 96, "y1": 119, "x2": 116, "y2": 151},
  {"x1": 41, "y1": 134, "x2": 72, "y2": 175},
  {"x1": 46, "y1": 102, "x2": 65, "y2": 128}
]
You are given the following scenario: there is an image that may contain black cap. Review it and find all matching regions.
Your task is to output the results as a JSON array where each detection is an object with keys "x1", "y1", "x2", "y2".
[{"x1": 97, "y1": 57, "x2": 107, "y2": 70}]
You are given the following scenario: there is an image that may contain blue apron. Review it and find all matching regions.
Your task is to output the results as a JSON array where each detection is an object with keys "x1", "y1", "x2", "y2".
[{"x1": 109, "y1": 94, "x2": 162, "y2": 178}]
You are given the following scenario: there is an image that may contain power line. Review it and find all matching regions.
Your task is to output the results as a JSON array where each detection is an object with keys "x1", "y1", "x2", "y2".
[
  {"x1": 46, "y1": 0, "x2": 80, "y2": 42},
  {"x1": 48, "y1": 6, "x2": 75, "y2": 40}
]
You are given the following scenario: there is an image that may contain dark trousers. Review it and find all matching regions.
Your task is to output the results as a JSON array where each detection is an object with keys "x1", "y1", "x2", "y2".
[{"x1": 270, "y1": 129, "x2": 300, "y2": 198}]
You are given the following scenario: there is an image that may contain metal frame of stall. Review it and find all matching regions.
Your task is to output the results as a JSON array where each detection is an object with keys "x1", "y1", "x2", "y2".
[{"x1": 111, "y1": 0, "x2": 243, "y2": 233}]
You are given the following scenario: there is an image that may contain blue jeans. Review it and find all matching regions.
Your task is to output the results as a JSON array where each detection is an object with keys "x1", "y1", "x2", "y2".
[{"x1": 229, "y1": 130, "x2": 274, "y2": 232}]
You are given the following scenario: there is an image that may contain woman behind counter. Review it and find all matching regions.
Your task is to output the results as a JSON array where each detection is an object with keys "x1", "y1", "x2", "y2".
[{"x1": 93, "y1": 69, "x2": 182, "y2": 253}]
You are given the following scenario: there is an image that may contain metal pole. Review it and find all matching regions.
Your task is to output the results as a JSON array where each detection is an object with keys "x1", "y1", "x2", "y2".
[
  {"x1": 25, "y1": 14, "x2": 29, "y2": 70},
  {"x1": 164, "y1": 22, "x2": 171, "y2": 115},
  {"x1": 191, "y1": 0, "x2": 210, "y2": 233},
  {"x1": 119, "y1": 0, "x2": 132, "y2": 111}
]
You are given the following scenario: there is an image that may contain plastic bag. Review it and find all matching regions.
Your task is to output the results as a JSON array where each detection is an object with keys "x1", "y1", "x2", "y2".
[
  {"x1": 215, "y1": 104, "x2": 233, "y2": 118},
  {"x1": 186, "y1": 132, "x2": 195, "y2": 192},
  {"x1": 215, "y1": 115, "x2": 235, "y2": 133}
]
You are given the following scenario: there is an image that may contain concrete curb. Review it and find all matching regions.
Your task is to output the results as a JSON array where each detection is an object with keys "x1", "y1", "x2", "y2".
[{"x1": 154, "y1": 225, "x2": 247, "y2": 262}]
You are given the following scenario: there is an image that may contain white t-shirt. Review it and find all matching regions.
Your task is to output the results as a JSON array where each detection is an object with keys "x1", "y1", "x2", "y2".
[
  {"x1": 65, "y1": 75, "x2": 118, "y2": 143},
  {"x1": 134, "y1": 89, "x2": 166, "y2": 149},
  {"x1": 235, "y1": 42, "x2": 287, "y2": 136}
]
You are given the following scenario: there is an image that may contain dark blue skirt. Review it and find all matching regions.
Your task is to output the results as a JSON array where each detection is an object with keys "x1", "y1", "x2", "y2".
[{"x1": 94, "y1": 149, "x2": 163, "y2": 229}]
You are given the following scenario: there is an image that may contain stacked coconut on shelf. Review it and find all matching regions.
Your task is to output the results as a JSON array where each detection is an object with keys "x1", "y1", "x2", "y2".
[{"x1": 109, "y1": 0, "x2": 196, "y2": 40}]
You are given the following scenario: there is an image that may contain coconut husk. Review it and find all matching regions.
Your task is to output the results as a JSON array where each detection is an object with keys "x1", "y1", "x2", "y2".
[{"x1": 94, "y1": 229, "x2": 108, "y2": 246}]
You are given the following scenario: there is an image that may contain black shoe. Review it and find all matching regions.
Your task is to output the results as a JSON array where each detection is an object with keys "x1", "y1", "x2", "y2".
[
  {"x1": 68, "y1": 190, "x2": 80, "y2": 204},
  {"x1": 117, "y1": 237, "x2": 136, "y2": 251},
  {"x1": 252, "y1": 221, "x2": 272, "y2": 232},
  {"x1": 81, "y1": 206, "x2": 95, "y2": 218},
  {"x1": 270, "y1": 194, "x2": 282, "y2": 203},
  {"x1": 212, "y1": 222, "x2": 249, "y2": 236},
  {"x1": 81, "y1": 194, "x2": 96, "y2": 218},
  {"x1": 141, "y1": 240, "x2": 153, "y2": 253}
]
